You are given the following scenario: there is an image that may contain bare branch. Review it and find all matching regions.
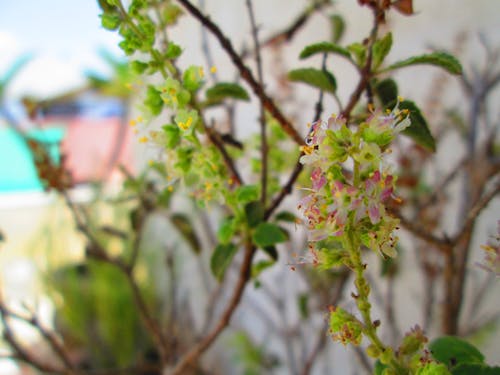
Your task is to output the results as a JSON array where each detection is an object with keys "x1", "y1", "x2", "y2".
[
  {"x1": 168, "y1": 243, "x2": 256, "y2": 375},
  {"x1": 245, "y1": 0, "x2": 268, "y2": 205},
  {"x1": 175, "y1": 0, "x2": 305, "y2": 146},
  {"x1": 0, "y1": 302, "x2": 71, "y2": 374},
  {"x1": 388, "y1": 208, "x2": 451, "y2": 254},
  {"x1": 456, "y1": 179, "x2": 500, "y2": 240}
]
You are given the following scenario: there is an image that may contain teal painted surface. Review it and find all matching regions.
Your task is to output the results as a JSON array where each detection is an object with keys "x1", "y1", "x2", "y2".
[{"x1": 0, "y1": 127, "x2": 65, "y2": 192}]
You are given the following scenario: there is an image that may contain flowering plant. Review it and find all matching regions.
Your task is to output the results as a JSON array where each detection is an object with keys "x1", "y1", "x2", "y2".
[{"x1": 1, "y1": 1, "x2": 499, "y2": 375}]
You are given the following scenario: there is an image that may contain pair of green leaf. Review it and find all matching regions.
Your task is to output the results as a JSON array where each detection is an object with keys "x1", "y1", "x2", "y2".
[
  {"x1": 288, "y1": 37, "x2": 462, "y2": 152},
  {"x1": 210, "y1": 221, "x2": 287, "y2": 281},
  {"x1": 211, "y1": 195, "x2": 289, "y2": 281},
  {"x1": 297, "y1": 37, "x2": 462, "y2": 75}
]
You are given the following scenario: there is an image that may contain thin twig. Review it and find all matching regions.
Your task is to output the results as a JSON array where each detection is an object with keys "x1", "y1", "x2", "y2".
[
  {"x1": 313, "y1": 54, "x2": 328, "y2": 122},
  {"x1": 467, "y1": 272, "x2": 496, "y2": 319},
  {"x1": 175, "y1": 0, "x2": 304, "y2": 146},
  {"x1": 456, "y1": 179, "x2": 500, "y2": 239},
  {"x1": 388, "y1": 208, "x2": 451, "y2": 254},
  {"x1": 168, "y1": 242, "x2": 256, "y2": 375},
  {"x1": 245, "y1": 0, "x2": 268, "y2": 206},
  {"x1": 62, "y1": 191, "x2": 169, "y2": 364},
  {"x1": 265, "y1": 155, "x2": 304, "y2": 219},
  {"x1": 0, "y1": 303, "x2": 69, "y2": 374},
  {"x1": 418, "y1": 157, "x2": 466, "y2": 210},
  {"x1": 205, "y1": 123, "x2": 243, "y2": 185},
  {"x1": 340, "y1": 9, "x2": 379, "y2": 121},
  {"x1": 16, "y1": 306, "x2": 75, "y2": 371},
  {"x1": 244, "y1": 0, "x2": 332, "y2": 55},
  {"x1": 107, "y1": 255, "x2": 170, "y2": 363}
]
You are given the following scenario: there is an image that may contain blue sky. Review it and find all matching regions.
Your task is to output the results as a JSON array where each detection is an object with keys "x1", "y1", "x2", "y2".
[{"x1": 0, "y1": 0, "x2": 123, "y2": 98}]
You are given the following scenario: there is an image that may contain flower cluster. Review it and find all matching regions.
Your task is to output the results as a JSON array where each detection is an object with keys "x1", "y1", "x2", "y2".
[
  {"x1": 328, "y1": 306, "x2": 363, "y2": 346},
  {"x1": 298, "y1": 105, "x2": 410, "y2": 259}
]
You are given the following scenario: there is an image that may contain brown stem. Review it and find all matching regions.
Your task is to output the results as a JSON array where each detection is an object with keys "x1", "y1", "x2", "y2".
[
  {"x1": 175, "y1": 0, "x2": 304, "y2": 146},
  {"x1": 0, "y1": 303, "x2": 71, "y2": 374},
  {"x1": 340, "y1": 9, "x2": 379, "y2": 121},
  {"x1": 388, "y1": 207, "x2": 451, "y2": 254},
  {"x1": 168, "y1": 243, "x2": 256, "y2": 375},
  {"x1": 265, "y1": 155, "x2": 304, "y2": 219},
  {"x1": 443, "y1": 180, "x2": 500, "y2": 334},
  {"x1": 245, "y1": 0, "x2": 268, "y2": 206},
  {"x1": 259, "y1": 0, "x2": 331, "y2": 48},
  {"x1": 205, "y1": 124, "x2": 243, "y2": 185},
  {"x1": 63, "y1": 192, "x2": 170, "y2": 363}
]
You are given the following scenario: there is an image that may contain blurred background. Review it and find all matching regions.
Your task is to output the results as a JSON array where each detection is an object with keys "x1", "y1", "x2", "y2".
[{"x1": 0, "y1": 1, "x2": 499, "y2": 374}]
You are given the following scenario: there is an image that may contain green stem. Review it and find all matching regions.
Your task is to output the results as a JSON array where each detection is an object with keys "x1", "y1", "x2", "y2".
[
  {"x1": 345, "y1": 228, "x2": 405, "y2": 373},
  {"x1": 347, "y1": 161, "x2": 405, "y2": 373},
  {"x1": 116, "y1": 0, "x2": 170, "y2": 78}
]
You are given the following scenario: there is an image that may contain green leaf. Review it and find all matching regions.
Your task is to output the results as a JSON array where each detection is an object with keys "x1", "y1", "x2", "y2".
[
  {"x1": 398, "y1": 100, "x2": 436, "y2": 152},
  {"x1": 205, "y1": 82, "x2": 250, "y2": 102},
  {"x1": 130, "y1": 60, "x2": 148, "y2": 74},
  {"x1": 299, "y1": 41, "x2": 350, "y2": 59},
  {"x1": 262, "y1": 246, "x2": 278, "y2": 261},
  {"x1": 417, "y1": 363, "x2": 452, "y2": 375},
  {"x1": 118, "y1": 38, "x2": 136, "y2": 56},
  {"x1": 217, "y1": 217, "x2": 236, "y2": 244},
  {"x1": 251, "y1": 260, "x2": 275, "y2": 279},
  {"x1": 236, "y1": 185, "x2": 259, "y2": 204},
  {"x1": 156, "y1": 187, "x2": 173, "y2": 207},
  {"x1": 451, "y1": 364, "x2": 500, "y2": 375},
  {"x1": 252, "y1": 223, "x2": 287, "y2": 248},
  {"x1": 171, "y1": 213, "x2": 201, "y2": 254},
  {"x1": 144, "y1": 85, "x2": 163, "y2": 115},
  {"x1": 374, "y1": 78, "x2": 398, "y2": 106},
  {"x1": 330, "y1": 15, "x2": 345, "y2": 43},
  {"x1": 163, "y1": 4, "x2": 183, "y2": 25},
  {"x1": 210, "y1": 243, "x2": 238, "y2": 281},
  {"x1": 374, "y1": 360, "x2": 387, "y2": 375},
  {"x1": 288, "y1": 68, "x2": 337, "y2": 93},
  {"x1": 100, "y1": 12, "x2": 121, "y2": 30},
  {"x1": 245, "y1": 201, "x2": 265, "y2": 228},
  {"x1": 372, "y1": 32, "x2": 393, "y2": 70},
  {"x1": 274, "y1": 211, "x2": 297, "y2": 223},
  {"x1": 384, "y1": 52, "x2": 463, "y2": 75},
  {"x1": 298, "y1": 294, "x2": 309, "y2": 320},
  {"x1": 162, "y1": 124, "x2": 181, "y2": 149},
  {"x1": 347, "y1": 42, "x2": 367, "y2": 66},
  {"x1": 429, "y1": 336, "x2": 485, "y2": 369},
  {"x1": 165, "y1": 42, "x2": 183, "y2": 59},
  {"x1": 175, "y1": 146, "x2": 193, "y2": 172}
]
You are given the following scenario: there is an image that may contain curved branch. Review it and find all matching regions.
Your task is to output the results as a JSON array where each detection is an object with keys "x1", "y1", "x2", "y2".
[
  {"x1": 0, "y1": 303, "x2": 71, "y2": 374},
  {"x1": 175, "y1": 0, "x2": 305, "y2": 146},
  {"x1": 388, "y1": 207, "x2": 451, "y2": 254},
  {"x1": 456, "y1": 179, "x2": 500, "y2": 241},
  {"x1": 204, "y1": 124, "x2": 243, "y2": 185},
  {"x1": 265, "y1": 155, "x2": 304, "y2": 219},
  {"x1": 168, "y1": 243, "x2": 256, "y2": 375},
  {"x1": 239, "y1": 0, "x2": 332, "y2": 59}
]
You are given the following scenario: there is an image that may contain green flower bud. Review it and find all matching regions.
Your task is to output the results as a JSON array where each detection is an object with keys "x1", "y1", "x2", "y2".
[{"x1": 366, "y1": 344, "x2": 381, "y2": 358}]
